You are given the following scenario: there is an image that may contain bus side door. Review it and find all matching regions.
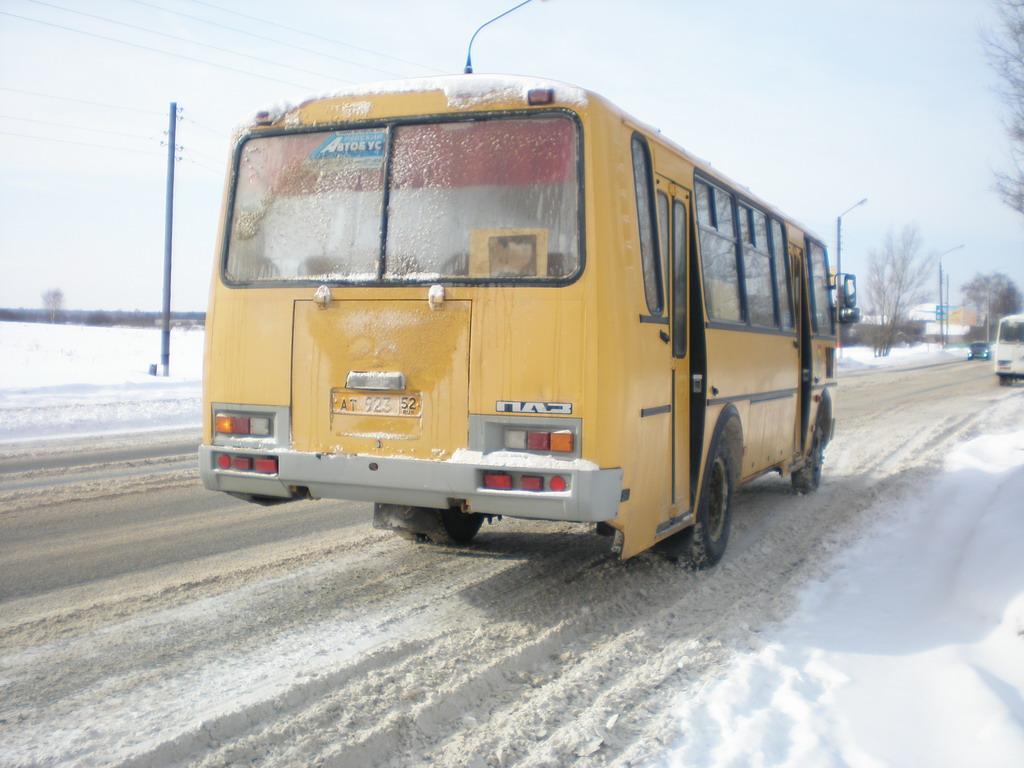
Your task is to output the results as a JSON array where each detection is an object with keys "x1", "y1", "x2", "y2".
[{"x1": 657, "y1": 179, "x2": 693, "y2": 535}]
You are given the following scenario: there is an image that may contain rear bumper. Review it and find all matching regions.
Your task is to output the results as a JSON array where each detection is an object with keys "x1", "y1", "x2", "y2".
[{"x1": 199, "y1": 445, "x2": 623, "y2": 523}]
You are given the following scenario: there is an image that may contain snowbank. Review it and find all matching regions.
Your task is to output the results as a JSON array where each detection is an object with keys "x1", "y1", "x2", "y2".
[
  {"x1": 669, "y1": 425, "x2": 1024, "y2": 767},
  {"x1": 837, "y1": 343, "x2": 967, "y2": 371}
]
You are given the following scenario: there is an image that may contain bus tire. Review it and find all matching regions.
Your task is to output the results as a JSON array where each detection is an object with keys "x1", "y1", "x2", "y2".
[
  {"x1": 431, "y1": 506, "x2": 485, "y2": 544},
  {"x1": 658, "y1": 414, "x2": 738, "y2": 568},
  {"x1": 792, "y1": 424, "x2": 824, "y2": 494}
]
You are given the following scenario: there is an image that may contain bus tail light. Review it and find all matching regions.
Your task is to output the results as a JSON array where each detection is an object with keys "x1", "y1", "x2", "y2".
[
  {"x1": 482, "y1": 472, "x2": 570, "y2": 493},
  {"x1": 254, "y1": 458, "x2": 278, "y2": 474},
  {"x1": 215, "y1": 414, "x2": 272, "y2": 436},
  {"x1": 214, "y1": 453, "x2": 278, "y2": 475},
  {"x1": 520, "y1": 475, "x2": 543, "y2": 491},
  {"x1": 504, "y1": 428, "x2": 574, "y2": 453},
  {"x1": 484, "y1": 472, "x2": 513, "y2": 490}
]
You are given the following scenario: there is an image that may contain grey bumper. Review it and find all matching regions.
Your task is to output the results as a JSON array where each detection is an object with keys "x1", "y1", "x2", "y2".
[{"x1": 199, "y1": 445, "x2": 623, "y2": 523}]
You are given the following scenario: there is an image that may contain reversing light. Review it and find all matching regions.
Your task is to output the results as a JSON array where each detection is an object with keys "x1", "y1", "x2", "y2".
[{"x1": 505, "y1": 429, "x2": 528, "y2": 450}]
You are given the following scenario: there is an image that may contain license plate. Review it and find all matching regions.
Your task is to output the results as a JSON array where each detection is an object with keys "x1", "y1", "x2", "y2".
[{"x1": 331, "y1": 390, "x2": 422, "y2": 418}]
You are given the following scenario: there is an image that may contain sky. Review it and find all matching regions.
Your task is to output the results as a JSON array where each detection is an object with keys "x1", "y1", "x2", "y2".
[{"x1": 0, "y1": 0, "x2": 1021, "y2": 313}]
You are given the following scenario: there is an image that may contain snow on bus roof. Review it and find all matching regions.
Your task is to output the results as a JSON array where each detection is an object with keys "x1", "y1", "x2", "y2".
[
  {"x1": 237, "y1": 73, "x2": 823, "y2": 245},
  {"x1": 239, "y1": 74, "x2": 590, "y2": 132}
]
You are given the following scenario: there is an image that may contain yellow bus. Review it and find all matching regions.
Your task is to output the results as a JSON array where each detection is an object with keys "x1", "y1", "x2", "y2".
[{"x1": 199, "y1": 75, "x2": 859, "y2": 565}]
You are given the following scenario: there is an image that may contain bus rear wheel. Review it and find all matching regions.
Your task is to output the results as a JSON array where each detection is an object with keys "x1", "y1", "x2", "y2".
[
  {"x1": 374, "y1": 503, "x2": 483, "y2": 544},
  {"x1": 431, "y1": 507, "x2": 485, "y2": 544},
  {"x1": 657, "y1": 422, "x2": 736, "y2": 568}
]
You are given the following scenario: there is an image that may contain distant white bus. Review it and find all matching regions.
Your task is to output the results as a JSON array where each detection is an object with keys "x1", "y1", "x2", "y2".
[{"x1": 994, "y1": 313, "x2": 1024, "y2": 386}]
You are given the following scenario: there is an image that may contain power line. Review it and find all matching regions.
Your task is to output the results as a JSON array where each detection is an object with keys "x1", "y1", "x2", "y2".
[
  {"x1": 185, "y1": 0, "x2": 448, "y2": 75},
  {"x1": 180, "y1": 155, "x2": 223, "y2": 175},
  {"x1": 0, "y1": 130, "x2": 164, "y2": 156},
  {"x1": 23, "y1": 0, "x2": 353, "y2": 86},
  {"x1": 123, "y1": 0, "x2": 416, "y2": 79},
  {"x1": 180, "y1": 145, "x2": 224, "y2": 164},
  {"x1": 0, "y1": 86, "x2": 166, "y2": 116},
  {"x1": 0, "y1": 11, "x2": 317, "y2": 91},
  {"x1": 181, "y1": 113, "x2": 229, "y2": 139},
  {"x1": 0, "y1": 113, "x2": 157, "y2": 141}
]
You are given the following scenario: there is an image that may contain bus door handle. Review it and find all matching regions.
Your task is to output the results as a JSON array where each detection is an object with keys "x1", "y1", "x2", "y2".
[
  {"x1": 691, "y1": 374, "x2": 703, "y2": 394},
  {"x1": 659, "y1": 330, "x2": 670, "y2": 344}
]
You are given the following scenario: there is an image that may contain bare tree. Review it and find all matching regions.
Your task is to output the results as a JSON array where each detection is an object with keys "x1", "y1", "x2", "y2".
[
  {"x1": 985, "y1": 0, "x2": 1024, "y2": 214},
  {"x1": 41, "y1": 288, "x2": 64, "y2": 323},
  {"x1": 865, "y1": 225, "x2": 935, "y2": 356},
  {"x1": 962, "y1": 271, "x2": 1022, "y2": 335}
]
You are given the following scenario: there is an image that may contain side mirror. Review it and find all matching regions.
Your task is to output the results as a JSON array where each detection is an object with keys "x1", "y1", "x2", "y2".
[
  {"x1": 838, "y1": 273, "x2": 857, "y2": 309},
  {"x1": 835, "y1": 273, "x2": 860, "y2": 324},
  {"x1": 838, "y1": 306, "x2": 861, "y2": 324}
]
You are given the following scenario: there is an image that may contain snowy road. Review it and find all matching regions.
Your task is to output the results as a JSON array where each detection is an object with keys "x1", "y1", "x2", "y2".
[{"x1": 0, "y1": 358, "x2": 1018, "y2": 767}]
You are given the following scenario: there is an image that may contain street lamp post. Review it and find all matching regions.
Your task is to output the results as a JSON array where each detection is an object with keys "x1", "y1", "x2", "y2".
[
  {"x1": 464, "y1": 0, "x2": 540, "y2": 74},
  {"x1": 835, "y1": 198, "x2": 867, "y2": 354},
  {"x1": 935, "y1": 244, "x2": 964, "y2": 348}
]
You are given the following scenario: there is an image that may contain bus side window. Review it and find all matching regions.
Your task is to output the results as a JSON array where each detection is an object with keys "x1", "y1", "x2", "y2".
[
  {"x1": 741, "y1": 204, "x2": 777, "y2": 328},
  {"x1": 696, "y1": 181, "x2": 743, "y2": 323},
  {"x1": 672, "y1": 199, "x2": 687, "y2": 358},
  {"x1": 631, "y1": 135, "x2": 664, "y2": 316},
  {"x1": 806, "y1": 241, "x2": 833, "y2": 333},
  {"x1": 657, "y1": 190, "x2": 670, "y2": 294},
  {"x1": 771, "y1": 219, "x2": 794, "y2": 329}
]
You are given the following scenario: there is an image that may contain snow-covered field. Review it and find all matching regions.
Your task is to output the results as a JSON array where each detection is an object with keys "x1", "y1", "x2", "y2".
[
  {"x1": 0, "y1": 321, "x2": 203, "y2": 442},
  {"x1": 1, "y1": 321, "x2": 1023, "y2": 767}
]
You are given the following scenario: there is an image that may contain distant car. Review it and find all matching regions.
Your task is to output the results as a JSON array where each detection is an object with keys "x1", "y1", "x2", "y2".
[{"x1": 968, "y1": 342, "x2": 991, "y2": 360}]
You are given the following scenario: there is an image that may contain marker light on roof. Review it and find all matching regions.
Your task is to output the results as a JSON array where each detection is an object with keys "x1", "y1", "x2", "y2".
[{"x1": 528, "y1": 88, "x2": 554, "y2": 105}]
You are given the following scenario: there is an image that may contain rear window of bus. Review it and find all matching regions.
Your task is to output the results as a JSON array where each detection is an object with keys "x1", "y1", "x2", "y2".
[{"x1": 224, "y1": 115, "x2": 581, "y2": 285}]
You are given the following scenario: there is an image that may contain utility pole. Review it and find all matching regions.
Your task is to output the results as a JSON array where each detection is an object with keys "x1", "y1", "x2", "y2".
[
  {"x1": 938, "y1": 261, "x2": 943, "y2": 348},
  {"x1": 160, "y1": 102, "x2": 177, "y2": 377},
  {"x1": 835, "y1": 198, "x2": 867, "y2": 356}
]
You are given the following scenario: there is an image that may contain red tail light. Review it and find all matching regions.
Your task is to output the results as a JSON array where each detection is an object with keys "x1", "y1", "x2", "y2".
[
  {"x1": 484, "y1": 472, "x2": 514, "y2": 490},
  {"x1": 215, "y1": 453, "x2": 278, "y2": 474},
  {"x1": 520, "y1": 475, "x2": 544, "y2": 491},
  {"x1": 254, "y1": 458, "x2": 278, "y2": 474},
  {"x1": 527, "y1": 431, "x2": 550, "y2": 450}
]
